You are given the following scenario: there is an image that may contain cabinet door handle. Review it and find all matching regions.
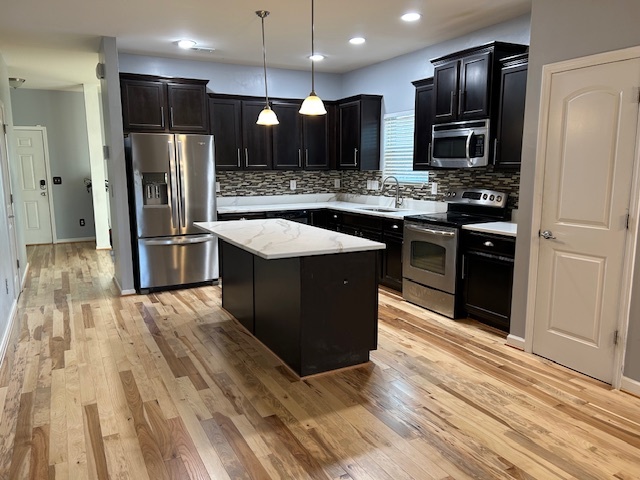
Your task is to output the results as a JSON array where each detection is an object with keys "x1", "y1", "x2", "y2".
[
  {"x1": 244, "y1": 148, "x2": 248, "y2": 167},
  {"x1": 484, "y1": 241, "x2": 494, "y2": 247},
  {"x1": 353, "y1": 147, "x2": 358, "y2": 165},
  {"x1": 449, "y1": 91, "x2": 454, "y2": 116},
  {"x1": 298, "y1": 149, "x2": 302, "y2": 168},
  {"x1": 458, "y1": 90, "x2": 463, "y2": 116},
  {"x1": 170, "y1": 106, "x2": 175, "y2": 128},
  {"x1": 160, "y1": 107, "x2": 165, "y2": 129},
  {"x1": 427, "y1": 141, "x2": 432, "y2": 165},
  {"x1": 237, "y1": 148, "x2": 241, "y2": 168},
  {"x1": 493, "y1": 138, "x2": 499, "y2": 163},
  {"x1": 391, "y1": 224, "x2": 399, "y2": 229},
  {"x1": 305, "y1": 149, "x2": 309, "y2": 167},
  {"x1": 462, "y1": 255, "x2": 467, "y2": 280}
]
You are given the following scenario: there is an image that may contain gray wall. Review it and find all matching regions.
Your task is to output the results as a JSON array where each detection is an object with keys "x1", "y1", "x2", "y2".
[
  {"x1": 11, "y1": 89, "x2": 96, "y2": 240},
  {"x1": 118, "y1": 54, "x2": 343, "y2": 101},
  {"x1": 342, "y1": 14, "x2": 531, "y2": 113},
  {"x1": 512, "y1": 0, "x2": 640, "y2": 380}
]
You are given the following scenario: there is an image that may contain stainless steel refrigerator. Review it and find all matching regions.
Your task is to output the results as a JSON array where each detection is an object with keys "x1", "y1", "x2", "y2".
[{"x1": 125, "y1": 133, "x2": 218, "y2": 292}]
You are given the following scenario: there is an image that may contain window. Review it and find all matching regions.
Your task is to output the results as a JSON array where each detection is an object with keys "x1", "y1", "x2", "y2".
[{"x1": 383, "y1": 111, "x2": 428, "y2": 184}]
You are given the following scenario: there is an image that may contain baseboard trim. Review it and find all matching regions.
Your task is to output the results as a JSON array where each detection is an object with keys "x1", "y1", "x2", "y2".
[
  {"x1": 113, "y1": 276, "x2": 136, "y2": 296},
  {"x1": 55, "y1": 237, "x2": 96, "y2": 244},
  {"x1": 0, "y1": 298, "x2": 19, "y2": 367},
  {"x1": 506, "y1": 334, "x2": 525, "y2": 350},
  {"x1": 621, "y1": 376, "x2": 640, "y2": 397}
]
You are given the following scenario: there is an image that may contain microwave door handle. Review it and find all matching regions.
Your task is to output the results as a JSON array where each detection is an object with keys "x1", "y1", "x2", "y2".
[{"x1": 465, "y1": 131, "x2": 473, "y2": 166}]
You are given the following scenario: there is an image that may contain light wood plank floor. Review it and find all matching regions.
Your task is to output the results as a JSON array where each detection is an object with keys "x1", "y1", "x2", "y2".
[{"x1": 1, "y1": 242, "x2": 640, "y2": 479}]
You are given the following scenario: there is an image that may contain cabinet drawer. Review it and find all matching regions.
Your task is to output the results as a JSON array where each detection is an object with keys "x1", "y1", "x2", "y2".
[
  {"x1": 463, "y1": 230, "x2": 514, "y2": 256},
  {"x1": 340, "y1": 212, "x2": 382, "y2": 231}
]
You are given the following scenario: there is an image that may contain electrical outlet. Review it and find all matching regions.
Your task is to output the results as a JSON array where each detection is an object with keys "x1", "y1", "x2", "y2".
[
  {"x1": 372, "y1": 180, "x2": 379, "y2": 190},
  {"x1": 334, "y1": 179, "x2": 341, "y2": 189},
  {"x1": 79, "y1": 218, "x2": 85, "y2": 227},
  {"x1": 366, "y1": 180, "x2": 372, "y2": 190},
  {"x1": 289, "y1": 180, "x2": 296, "y2": 190},
  {"x1": 431, "y1": 182, "x2": 438, "y2": 195},
  {"x1": 215, "y1": 181, "x2": 221, "y2": 193}
]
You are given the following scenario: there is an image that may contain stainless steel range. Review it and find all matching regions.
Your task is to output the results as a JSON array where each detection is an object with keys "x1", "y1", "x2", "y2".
[{"x1": 402, "y1": 188, "x2": 509, "y2": 318}]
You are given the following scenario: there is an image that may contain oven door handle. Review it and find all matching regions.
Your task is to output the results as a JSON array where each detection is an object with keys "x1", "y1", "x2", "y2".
[
  {"x1": 465, "y1": 131, "x2": 474, "y2": 165},
  {"x1": 405, "y1": 224, "x2": 456, "y2": 237}
]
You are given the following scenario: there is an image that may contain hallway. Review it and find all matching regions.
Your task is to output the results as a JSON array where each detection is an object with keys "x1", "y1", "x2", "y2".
[{"x1": 1, "y1": 242, "x2": 639, "y2": 479}]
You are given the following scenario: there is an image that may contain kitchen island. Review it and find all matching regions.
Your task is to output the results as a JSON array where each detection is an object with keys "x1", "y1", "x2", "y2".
[{"x1": 195, "y1": 219, "x2": 386, "y2": 377}]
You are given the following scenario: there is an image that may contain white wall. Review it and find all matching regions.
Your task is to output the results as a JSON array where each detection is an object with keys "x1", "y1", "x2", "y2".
[{"x1": 83, "y1": 84, "x2": 110, "y2": 249}]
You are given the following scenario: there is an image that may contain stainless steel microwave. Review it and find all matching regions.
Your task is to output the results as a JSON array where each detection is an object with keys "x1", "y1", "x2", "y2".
[{"x1": 431, "y1": 119, "x2": 490, "y2": 168}]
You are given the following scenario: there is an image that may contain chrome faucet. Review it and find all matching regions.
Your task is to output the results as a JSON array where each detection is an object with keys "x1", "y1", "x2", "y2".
[{"x1": 380, "y1": 176, "x2": 403, "y2": 208}]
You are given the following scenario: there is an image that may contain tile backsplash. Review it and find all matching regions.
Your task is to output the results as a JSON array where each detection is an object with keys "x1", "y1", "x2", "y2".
[{"x1": 217, "y1": 166, "x2": 520, "y2": 209}]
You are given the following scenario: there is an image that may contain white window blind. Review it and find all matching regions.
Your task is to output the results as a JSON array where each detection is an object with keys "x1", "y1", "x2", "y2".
[{"x1": 383, "y1": 111, "x2": 428, "y2": 184}]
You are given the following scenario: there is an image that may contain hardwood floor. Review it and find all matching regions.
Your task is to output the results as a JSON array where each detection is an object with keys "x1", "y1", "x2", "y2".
[{"x1": 1, "y1": 242, "x2": 639, "y2": 479}]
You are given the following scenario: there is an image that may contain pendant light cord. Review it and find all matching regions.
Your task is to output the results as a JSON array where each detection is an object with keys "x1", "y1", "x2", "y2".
[
  {"x1": 310, "y1": 0, "x2": 316, "y2": 94},
  {"x1": 260, "y1": 12, "x2": 270, "y2": 105}
]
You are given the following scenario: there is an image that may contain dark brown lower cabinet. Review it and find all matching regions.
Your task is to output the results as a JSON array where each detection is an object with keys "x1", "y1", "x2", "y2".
[{"x1": 220, "y1": 240, "x2": 379, "y2": 377}]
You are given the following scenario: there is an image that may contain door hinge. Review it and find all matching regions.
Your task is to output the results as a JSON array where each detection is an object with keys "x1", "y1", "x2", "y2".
[
  {"x1": 9, "y1": 193, "x2": 13, "y2": 204},
  {"x1": 626, "y1": 213, "x2": 630, "y2": 229},
  {"x1": 4, "y1": 279, "x2": 8, "y2": 295},
  {"x1": 16, "y1": 259, "x2": 19, "y2": 269},
  {"x1": 2, "y1": 124, "x2": 6, "y2": 135},
  {"x1": 614, "y1": 330, "x2": 619, "y2": 346}
]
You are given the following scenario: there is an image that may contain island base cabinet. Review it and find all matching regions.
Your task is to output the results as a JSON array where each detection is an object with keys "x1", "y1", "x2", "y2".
[
  {"x1": 253, "y1": 251, "x2": 379, "y2": 377},
  {"x1": 220, "y1": 242, "x2": 255, "y2": 333}
]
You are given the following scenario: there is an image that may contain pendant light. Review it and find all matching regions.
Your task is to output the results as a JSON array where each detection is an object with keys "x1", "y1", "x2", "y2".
[
  {"x1": 256, "y1": 10, "x2": 279, "y2": 126},
  {"x1": 299, "y1": 0, "x2": 327, "y2": 116}
]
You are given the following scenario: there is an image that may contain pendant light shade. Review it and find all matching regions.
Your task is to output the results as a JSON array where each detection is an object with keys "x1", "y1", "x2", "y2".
[
  {"x1": 300, "y1": 0, "x2": 326, "y2": 116},
  {"x1": 256, "y1": 10, "x2": 279, "y2": 126}
]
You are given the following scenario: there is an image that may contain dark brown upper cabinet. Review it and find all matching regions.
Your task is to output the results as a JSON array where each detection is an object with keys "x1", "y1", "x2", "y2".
[
  {"x1": 494, "y1": 53, "x2": 528, "y2": 170},
  {"x1": 120, "y1": 74, "x2": 209, "y2": 133},
  {"x1": 209, "y1": 95, "x2": 272, "y2": 170},
  {"x1": 412, "y1": 78, "x2": 434, "y2": 170},
  {"x1": 338, "y1": 95, "x2": 382, "y2": 171},
  {"x1": 270, "y1": 101, "x2": 332, "y2": 170},
  {"x1": 431, "y1": 42, "x2": 527, "y2": 124}
]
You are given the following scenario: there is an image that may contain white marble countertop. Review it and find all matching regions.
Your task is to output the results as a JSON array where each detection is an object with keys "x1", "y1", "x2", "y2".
[
  {"x1": 217, "y1": 200, "x2": 441, "y2": 220},
  {"x1": 462, "y1": 221, "x2": 517, "y2": 237},
  {"x1": 195, "y1": 219, "x2": 386, "y2": 260}
]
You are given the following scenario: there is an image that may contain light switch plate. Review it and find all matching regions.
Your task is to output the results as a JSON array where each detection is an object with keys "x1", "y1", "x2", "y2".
[
  {"x1": 290, "y1": 180, "x2": 296, "y2": 190},
  {"x1": 334, "y1": 179, "x2": 340, "y2": 188},
  {"x1": 215, "y1": 182, "x2": 220, "y2": 193},
  {"x1": 431, "y1": 182, "x2": 438, "y2": 194}
]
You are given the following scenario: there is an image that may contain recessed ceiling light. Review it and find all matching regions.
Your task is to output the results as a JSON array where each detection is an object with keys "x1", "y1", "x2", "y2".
[
  {"x1": 401, "y1": 12, "x2": 421, "y2": 22},
  {"x1": 177, "y1": 39, "x2": 197, "y2": 49},
  {"x1": 349, "y1": 37, "x2": 366, "y2": 45},
  {"x1": 309, "y1": 54, "x2": 325, "y2": 62}
]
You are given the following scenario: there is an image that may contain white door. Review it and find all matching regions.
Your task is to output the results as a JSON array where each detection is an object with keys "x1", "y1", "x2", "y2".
[
  {"x1": 0, "y1": 104, "x2": 20, "y2": 297},
  {"x1": 532, "y1": 58, "x2": 640, "y2": 383},
  {"x1": 14, "y1": 128, "x2": 54, "y2": 244}
]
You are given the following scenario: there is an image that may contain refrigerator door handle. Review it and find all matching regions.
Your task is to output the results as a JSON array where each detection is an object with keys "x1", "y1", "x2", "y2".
[
  {"x1": 142, "y1": 235, "x2": 215, "y2": 246},
  {"x1": 167, "y1": 141, "x2": 180, "y2": 228},
  {"x1": 177, "y1": 140, "x2": 187, "y2": 228}
]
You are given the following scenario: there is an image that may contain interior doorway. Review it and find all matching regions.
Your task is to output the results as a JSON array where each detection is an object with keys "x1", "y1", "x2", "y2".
[
  {"x1": 527, "y1": 49, "x2": 640, "y2": 386},
  {"x1": 14, "y1": 127, "x2": 56, "y2": 245}
]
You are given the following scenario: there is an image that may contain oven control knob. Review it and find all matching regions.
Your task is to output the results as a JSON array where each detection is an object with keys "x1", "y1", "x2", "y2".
[
  {"x1": 451, "y1": 192, "x2": 456, "y2": 197},
  {"x1": 483, "y1": 194, "x2": 488, "y2": 199},
  {"x1": 497, "y1": 195, "x2": 502, "y2": 202},
  {"x1": 489, "y1": 195, "x2": 495, "y2": 201}
]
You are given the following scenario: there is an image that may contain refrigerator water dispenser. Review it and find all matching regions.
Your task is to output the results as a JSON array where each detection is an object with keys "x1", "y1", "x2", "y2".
[{"x1": 142, "y1": 172, "x2": 168, "y2": 206}]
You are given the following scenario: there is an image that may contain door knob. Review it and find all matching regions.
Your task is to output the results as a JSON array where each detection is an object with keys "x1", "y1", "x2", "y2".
[
  {"x1": 41, "y1": 192, "x2": 47, "y2": 196},
  {"x1": 540, "y1": 230, "x2": 556, "y2": 239}
]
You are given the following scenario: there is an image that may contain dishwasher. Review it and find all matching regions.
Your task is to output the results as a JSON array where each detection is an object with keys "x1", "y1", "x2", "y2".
[{"x1": 461, "y1": 229, "x2": 515, "y2": 331}]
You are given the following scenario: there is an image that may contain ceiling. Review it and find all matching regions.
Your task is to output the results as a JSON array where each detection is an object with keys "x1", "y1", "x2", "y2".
[{"x1": 0, "y1": 0, "x2": 531, "y2": 91}]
